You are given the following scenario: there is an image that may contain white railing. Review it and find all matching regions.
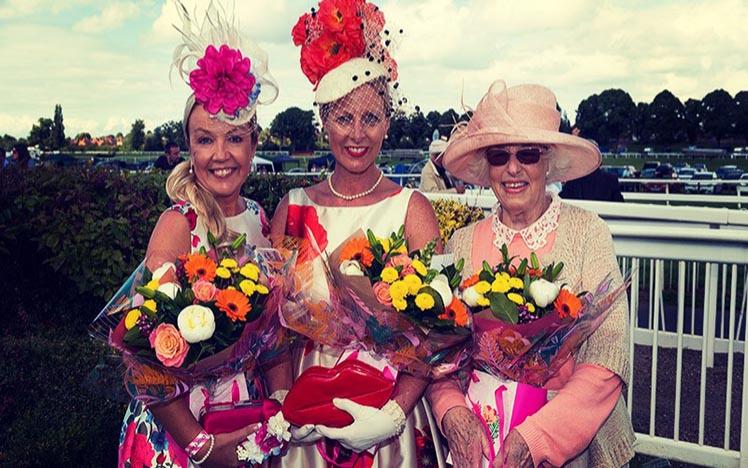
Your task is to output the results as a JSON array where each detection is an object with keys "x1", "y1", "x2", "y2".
[{"x1": 427, "y1": 193, "x2": 748, "y2": 466}]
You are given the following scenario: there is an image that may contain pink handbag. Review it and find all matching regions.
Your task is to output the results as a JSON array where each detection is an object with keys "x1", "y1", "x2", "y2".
[{"x1": 199, "y1": 399, "x2": 281, "y2": 434}]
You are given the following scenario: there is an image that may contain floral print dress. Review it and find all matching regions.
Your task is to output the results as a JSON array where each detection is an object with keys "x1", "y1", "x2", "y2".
[{"x1": 118, "y1": 198, "x2": 270, "y2": 468}]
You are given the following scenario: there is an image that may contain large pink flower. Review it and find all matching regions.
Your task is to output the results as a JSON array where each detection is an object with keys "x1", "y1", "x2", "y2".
[
  {"x1": 189, "y1": 44, "x2": 256, "y2": 116},
  {"x1": 149, "y1": 323, "x2": 189, "y2": 367}
]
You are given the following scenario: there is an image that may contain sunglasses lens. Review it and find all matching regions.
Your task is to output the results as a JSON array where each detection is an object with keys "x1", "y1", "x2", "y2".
[
  {"x1": 516, "y1": 148, "x2": 542, "y2": 164},
  {"x1": 486, "y1": 149, "x2": 510, "y2": 166}
]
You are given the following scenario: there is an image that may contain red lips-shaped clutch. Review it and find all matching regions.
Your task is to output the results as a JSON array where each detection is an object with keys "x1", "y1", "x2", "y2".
[{"x1": 282, "y1": 360, "x2": 395, "y2": 428}]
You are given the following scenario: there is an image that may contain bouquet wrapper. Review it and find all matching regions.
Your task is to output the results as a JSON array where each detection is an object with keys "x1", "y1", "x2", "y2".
[
  {"x1": 446, "y1": 370, "x2": 547, "y2": 467},
  {"x1": 280, "y1": 231, "x2": 471, "y2": 379}
]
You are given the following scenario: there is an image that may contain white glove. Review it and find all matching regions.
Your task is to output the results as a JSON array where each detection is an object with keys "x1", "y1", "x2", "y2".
[
  {"x1": 290, "y1": 424, "x2": 324, "y2": 444},
  {"x1": 315, "y1": 398, "x2": 406, "y2": 452}
]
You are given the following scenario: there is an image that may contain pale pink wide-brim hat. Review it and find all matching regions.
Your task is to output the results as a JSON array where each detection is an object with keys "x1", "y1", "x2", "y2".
[{"x1": 441, "y1": 80, "x2": 601, "y2": 186}]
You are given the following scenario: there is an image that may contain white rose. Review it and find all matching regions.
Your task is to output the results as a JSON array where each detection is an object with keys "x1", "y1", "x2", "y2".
[
  {"x1": 462, "y1": 287, "x2": 482, "y2": 308},
  {"x1": 152, "y1": 262, "x2": 176, "y2": 281},
  {"x1": 430, "y1": 274, "x2": 453, "y2": 306},
  {"x1": 340, "y1": 259, "x2": 364, "y2": 276},
  {"x1": 528, "y1": 278, "x2": 560, "y2": 308},
  {"x1": 157, "y1": 282, "x2": 181, "y2": 300},
  {"x1": 267, "y1": 411, "x2": 292, "y2": 442},
  {"x1": 236, "y1": 437, "x2": 265, "y2": 464},
  {"x1": 177, "y1": 305, "x2": 215, "y2": 343}
]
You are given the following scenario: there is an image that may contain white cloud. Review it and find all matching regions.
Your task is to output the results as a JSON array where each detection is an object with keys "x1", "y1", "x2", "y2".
[
  {"x1": 73, "y1": 2, "x2": 140, "y2": 33},
  {"x1": 0, "y1": 113, "x2": 36, "y2": 137},
  {"x1": 0, "y1": 0, "x2": 90, "y2": 19}
]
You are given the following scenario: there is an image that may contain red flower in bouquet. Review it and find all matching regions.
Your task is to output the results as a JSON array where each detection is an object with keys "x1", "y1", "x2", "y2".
[
  {"x1": 216, "y1": 288, "x2": 252, "y2": 322},
  {"x1": 189, "y1": 44, "x2": 256, "y2": 116},
  {"x1": 554, "y1": 289, "x2": 582, "y2": 319},
  {"x1": 183, "y1": 253, "x2": 217, "y2": 282},
  {"x1": 300, "y1": 31, "x2": 364, "y2": 85},
  {"x1": 286, "y1": 204, "x2": 328, "y2": 260}
]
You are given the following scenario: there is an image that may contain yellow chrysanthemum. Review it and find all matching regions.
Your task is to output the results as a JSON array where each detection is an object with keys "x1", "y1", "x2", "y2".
[
  {"x1": 474, "y1": 281, "x2": 491, "y2": 295},
  {"x1": 412, "y1": 259, "x2": 428, "y2": 276},
  {"x1": 239, "y1": 280, "x2": 256, "y2": 297},
  {"x1": 380, "y1": 267, "x2": 399, "y2": 284},
  {"x1": 145, "y1": 279, "x2": 160, "y2": 291},
  {"x1": 220, "y1": 258, "x2": 238, "y2": 270},
  {"x1": 415, "y1": 293, "x2": 435, "y2": 311},
  {"x1": 526, "y1": 303, "x2": 536, "y2": 313},
  {"x1": 404, "y1": 274, "x2": 423, "y2": 295},
  {"x1": 389, "y1": 280, "x2": 408, "y2": 301},
  {"x1": 216, "y1": 267, "x2": 232, "y2": 279},
  {"x1": 393, "y1": 297, "x2": 408, "y2": 311},
  {"x1": 142, "y1": 300, "x2": 157, "y2": 313},
  {"x1": 240, "y1": 263, "x2": 260, "y2": 281},
  {"x1": 509, "y1": 277, "x2": 524, "y2": 290},
  {"x1": 491, "y1": 277, "x2": 511, "y2": 294},
  {"x1": 124, "y1": 309, "x2": 141, "y2": 330},
  {"x1": 256, "y1": 284, "x2": 269, "y2": 295},
  {"x1": 498, "y1": 272, "x2": 511, "y2": 282},
  {"x1": 507, "y1": 292, "x2": 525, "y2": 305},
  {"x1": 477, "y1": 296, "x2": 490, "y2": 307}
]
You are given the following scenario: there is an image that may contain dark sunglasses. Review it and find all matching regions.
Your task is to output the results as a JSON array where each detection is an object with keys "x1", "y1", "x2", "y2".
[{"x1": 485, "y1": 146, "x2": 546, "y2": 166}]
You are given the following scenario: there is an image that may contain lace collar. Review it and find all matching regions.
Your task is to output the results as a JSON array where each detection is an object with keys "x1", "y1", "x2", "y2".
[{"x1": 491, "y1": 193, "x2": 561, "y2": 251}]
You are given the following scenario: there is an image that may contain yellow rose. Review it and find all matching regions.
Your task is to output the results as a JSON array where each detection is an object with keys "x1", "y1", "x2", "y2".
[
  {"x1": 393, "y1": 297, "x2": 408, "y2": 311},
  {"x1": 145, "y1": 279, "x2": 160, "y2": 291},
  {"x1": 239, "y1": 280, "x2": 256, "y2": 297},
  {"x1": 477, "y1": 296, "x2": 490, "y2": 307},
  {"x1": 256, "y1": 284, "x2": 269, "y2": 295},
  {"x1": 403, "y1": 274, "x2": 423, "y2": 295},
  {"x1": 389, "y1": 281, "x2": 408, "y2": 301},
  {"x1": 509, "y1": 277, "x2": 524, "y2": 290},
  {"x1": 491, "y1": 277, "x2": 510, "y2": 294},
  {"x1": 380, "y1": 267, "x2": 399, "y2": 284},
  {"x1": 415, "y1": 293, "x2": 435, "y2": 311},
  {"x1": 474, "y1": 280, "x2": 491, "y2": 295},
  {"x1": 125, "y1": 309, "x2": 141, "y2": 329},
  {"x1": 142, "y1": 300, "x2": 157, "y2": 313},
  {"x1": 526, "y1": 303, "x2": 536, "y2": 313},
  {"x1": 507, "y1": 293, "x2": 525, "y2": 305},
  {"x1": 220, "y1": 258, "x2": 238, "y2": 270},
  {"x1": 240, "y1": 263, "x2": 260, "y2": 281},
  {"x1": 216, "y1": 267, "x2": 232, "y2": 279},
  {"x1": 412, "y1": 259, "x2": 428, "y2": 276}
]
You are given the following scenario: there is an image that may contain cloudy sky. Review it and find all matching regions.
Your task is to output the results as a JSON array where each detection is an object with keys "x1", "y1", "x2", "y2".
[{"x1": 1, "y1": 0, "x2": 746, "y2": 138}]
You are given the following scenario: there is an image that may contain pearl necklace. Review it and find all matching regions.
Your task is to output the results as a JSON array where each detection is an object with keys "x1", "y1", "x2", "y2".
[{"x1": 327, "y1": 171, "x2": 384, "y2": 201}]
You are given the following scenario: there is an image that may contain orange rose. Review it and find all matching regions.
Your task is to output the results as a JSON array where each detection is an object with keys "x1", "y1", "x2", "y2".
[
  {"x1": 148, "y1": 324, "x2": 189, "y2": 367},
  {"x1": 192, "y1": 280, "x2": 218, "y2": 303},
  {"x1": 373, "y1": 281, "x2": 392, "y2": 306}
]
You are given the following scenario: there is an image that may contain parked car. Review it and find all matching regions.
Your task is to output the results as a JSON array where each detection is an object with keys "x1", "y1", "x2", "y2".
[
  {"x1": 715, "y1": 165, "x2": 743, "y2": 180},
  {"x1": 684, "y1": 171, "x2": 718, "y2": 194},
  {"x1": 601, "y1": 165, "x2": 635, "y2": 178},
  {"x1": 641, "y1": 161, "x2": 660, "y2": 172},
  {"x1": 692, "y1": 163, "x2": 707, "y2": 172},
  {"x1": 673, "y1": 162, "x2": 690, "y2": 172},
  {"x1": 677, "y1": 168, "x2": 697, "y2": 180}
]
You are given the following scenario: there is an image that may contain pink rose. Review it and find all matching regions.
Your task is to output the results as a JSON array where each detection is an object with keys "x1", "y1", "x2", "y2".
[
  {"x1": 192, "y1": 280, "x2": 218, "y2": 302},
  {"x1": 149, "y1": 324, "x2": 189, "y2": 367},
  {"x1": 373, "y1": 281, "x2": 392, "y2": 307},
  {"x1": 386, "y1": 254, "x2": 415, "y2": 276}
]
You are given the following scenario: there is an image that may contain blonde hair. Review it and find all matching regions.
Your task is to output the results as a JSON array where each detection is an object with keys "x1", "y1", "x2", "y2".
[{"x1": 166, "y1": 96, "x2": 259, "y2": 243}]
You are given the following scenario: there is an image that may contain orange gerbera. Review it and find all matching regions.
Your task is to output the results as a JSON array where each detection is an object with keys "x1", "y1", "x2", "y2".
[
  {"x1": 184, "y1": 253, "x2": 217, "y2": 282},
  {"x1": 340, "y1": 238, "x2": 374, "y2": 267},
  {"x1": 439, "y1": 298, "x2": 470, "y2": 327},
  {"x1": 216, "y1": 289, "x2": 251, "y2": 322},
  {"x1": 554, "y1": 289, "x2": 582, "y2": 319},
  {"x1": 460, "y1": 274, "x2": 480, "y2": 290}
]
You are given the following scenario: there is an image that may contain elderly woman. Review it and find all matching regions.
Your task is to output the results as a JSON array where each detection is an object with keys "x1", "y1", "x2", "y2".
[
  {"x1": 267, "y1": 1, "x2": 444, "y2": 466},
  {"x1": 427, "y1": 81, "x2": 635, "y2": 467},
  {"x1": 117, "y1": 5, "x2": 286, "y2": 467}
]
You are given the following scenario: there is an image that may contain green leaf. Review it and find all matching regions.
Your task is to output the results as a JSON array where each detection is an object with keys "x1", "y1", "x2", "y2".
[
  {"x1": 231, "y1": 233, "x2": 247, "y2": 251},
  {"x1": 207, "y1": 230, "x2": 217, "y2": 247},
  {"x1": 530, "y1": 252, "x2": 540, "y2": 269},
  {"x1": 551, "y1": 262, "x2": 565, "y2": 280},
  {"x1": 482, "y1": 261, "x2": 493, "y2": 275},
  {"x1": 489, "y1": 293, "x2": 518, "y2": 324},
  {"x1": 366, "y1": 229, "x2": 378, "y2": 248},
  {"x1": 517, "y1": 259, "x2": 528, "y2": 276},
  {"x1": 501, "y1": 244, "x2": 509, "y2": 264},
  {"x1": 135, "y1": 286, "x2": 156, "y2": 299}
]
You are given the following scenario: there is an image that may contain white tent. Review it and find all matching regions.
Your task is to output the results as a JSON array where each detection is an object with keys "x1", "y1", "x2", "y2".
[{"x1": 252, "y1": 155, "x2": 274, "y2": 173}]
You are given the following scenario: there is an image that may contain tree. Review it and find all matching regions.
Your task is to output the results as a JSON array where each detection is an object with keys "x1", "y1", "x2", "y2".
[
  {"x1": 575, "y1": 89, "x2": 636, "y2": 148},
  {"x1": 384, "y1": 109, "x2": 408, "y2": 149},
  {"x1": 633, "y1": 102, "x2": 650, "y2": 143},
  {"x1": 701, "y1": 89, "x2": 736, "y2": 145},
  {"x1": 269, "y1": 107, "x2": 316, "y2": 152},
  {"x1": 126, "y1": 119, "x2": 146, "y2": 151},
  {"x1": 154, "y1": 120, "x2": 185, "y2": 149},
  {"x1": 1, "y1": 134, "x2": 18, "y2": 151},
  {"x1": 28, "y1": 118, "x2": 54, "y2": 149},
  {"x1": 556, "y1": 104, "x2": 572, "y2": 134},
  {"x1": 684, "y1": 98, "x2": 702, "y2": 144},
  {"x1": 645, "y1": 90, "x2": 685, "y2": 146},
  {"x1": 734, "y1": 91, "x2": 748, "y2": 141},
  {"x1": 51, "y1": 104, "x2": 66, "y2": 150},
  {"x1": 406, "y1": 109, "x2": 430, "y2": 149},
  {"x1": 426, "y1": 111, "x2": 441, "y2": 138}
]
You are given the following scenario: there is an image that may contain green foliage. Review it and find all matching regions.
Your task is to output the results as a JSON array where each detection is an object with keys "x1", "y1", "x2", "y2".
[
  {"x1": 269, "y1": 107, "x2": 317, "y2": 152},
  {"x1": 52, "y1": 104, "x2": 66, "y2": 150},
  {"x1": 126, "y1": 119, "x2": 146, "y2": 151}
]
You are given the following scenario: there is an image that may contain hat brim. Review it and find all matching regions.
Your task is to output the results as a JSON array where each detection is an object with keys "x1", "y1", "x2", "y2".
[
  {"x1": 441, "y1": 127, "x2": 601, "y2": 186},
  {"x1": 315, "y1": 58, "x2": 388, "y2": 105}
]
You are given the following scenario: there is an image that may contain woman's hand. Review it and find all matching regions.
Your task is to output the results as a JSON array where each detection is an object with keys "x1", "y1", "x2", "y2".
[
  {"x1": 200, "y1": 424, "x2": 260, "y2": 468},
  {"x1": 497, "y1": 430, "x2": 532, "y2": 468},
  {"x1": 290, "y1": 424, "x2": 324, "y2": 444},
  {"x1": 441, "y1": 406, "x2": 491, "y2": 468}
]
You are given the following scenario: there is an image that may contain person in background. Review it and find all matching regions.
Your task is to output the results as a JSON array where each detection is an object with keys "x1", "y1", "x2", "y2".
[
  {"x1": 154, "y1": 141, "x2": 184, "y2": 171},
  {"x1": 0, "y1": 147, "x2": 6, "y2": 170},
  {"x1": 11, "y1": 143, "x2": 33, "y2": 168},
  {"x1": 420, "y1": 138, "x2": 465, "y2": 193}
]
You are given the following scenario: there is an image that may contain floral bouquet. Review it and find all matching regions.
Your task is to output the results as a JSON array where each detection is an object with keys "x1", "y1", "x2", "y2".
[
  {"x1": 452, "y1": 244, "x2": 628, "y2": 466},
  {"x1": 282, "y1": 226, "x2": 472, "y2": 379},
  {"x1": 90, "y1": 233, "x2": 293, "y2": 405}
]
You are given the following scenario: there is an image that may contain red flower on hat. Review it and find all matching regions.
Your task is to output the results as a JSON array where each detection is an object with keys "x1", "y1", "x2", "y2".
[
  {"x1": 292, "y1": 13, "x2": 310, "y2": 46},
  {"x1": 189, "y1": 44, "x2": 256, "y2": 116},
  {"x1": 300, "y1": 31, "x2": 364, "y2": 85},
  {"x1": 319, "y1": 0, "x2": 364, "y2": 44}
]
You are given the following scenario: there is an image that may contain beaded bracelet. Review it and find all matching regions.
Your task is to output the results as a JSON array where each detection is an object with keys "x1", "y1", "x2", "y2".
[
  {"x1": 185, "y1": 430, "x2": 211, "y2": 458},
  {"x1": 192, "y1": 434, "x2": 215, "y2": 465}
]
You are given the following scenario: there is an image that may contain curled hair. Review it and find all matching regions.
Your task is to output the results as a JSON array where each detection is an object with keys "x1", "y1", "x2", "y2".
[
  {"x1": 319, "y1": 76, "x2": 393, "y2": 125},
  {"x1": 167, "y1": 97, "x2": 259, "y2": 242}
]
